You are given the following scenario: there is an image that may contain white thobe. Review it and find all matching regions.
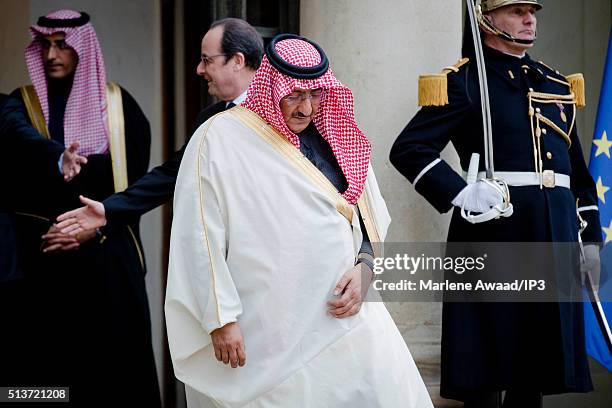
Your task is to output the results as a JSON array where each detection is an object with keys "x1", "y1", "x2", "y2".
[{"x1": 166, "y1": 106, "x2": 433, "y2": 408}]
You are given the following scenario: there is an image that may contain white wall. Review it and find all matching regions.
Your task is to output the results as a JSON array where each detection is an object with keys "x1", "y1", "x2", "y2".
[
  {"x1": 0, "y1": 0, "x2": 32, "y2": 92},
  {"x1": 301, "y1": 1, "x2": 462, "y2": 405}
]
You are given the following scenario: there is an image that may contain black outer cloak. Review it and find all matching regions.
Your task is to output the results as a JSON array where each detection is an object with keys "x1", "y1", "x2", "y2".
[
  {"x1": 0, "y1": 94, "x2": 64, "y2": 281},
  {"x1": 3, "y1": 85, "x2": 160, "y2": 407}
]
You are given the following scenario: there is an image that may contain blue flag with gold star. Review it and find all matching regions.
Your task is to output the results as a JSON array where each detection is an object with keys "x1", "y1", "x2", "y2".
[{"x1": 586, "y1": 28, "x2": 612, "y2": 372}]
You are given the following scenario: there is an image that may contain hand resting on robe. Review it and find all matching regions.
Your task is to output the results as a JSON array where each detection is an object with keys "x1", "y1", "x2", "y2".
[
  {"x1": 209, "y1": 262, "x2": 374, "y2": 368},
  {"x1": 327, "y1": 263, "x2": 373, "y2": 318}
]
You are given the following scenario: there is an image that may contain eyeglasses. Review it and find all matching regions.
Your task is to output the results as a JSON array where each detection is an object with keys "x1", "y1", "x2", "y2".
[
  {"x1": 39, "y1": 39, "x2": 71, "y2": 51},
  {"x1": 282, "y1": 89, "x2": 325, "y2": 106},
  {"x1": 200, "y1": 53, "x2": 227, "y2": 66}
]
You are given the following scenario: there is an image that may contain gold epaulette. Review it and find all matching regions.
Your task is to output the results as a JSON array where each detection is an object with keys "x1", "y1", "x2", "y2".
[
  {"x1": 566, "y1": 73, "x2": 586, "y2": 108},
  {"x1": 418, "y1": 58, "x2": 469, "y2": 107},
  {"x1": 537, "y1": 61, "x2": 585, "y2": 109}
]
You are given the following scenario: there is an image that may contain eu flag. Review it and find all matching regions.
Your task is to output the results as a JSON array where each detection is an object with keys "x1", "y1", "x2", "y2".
[{"x1": 586, "y1": 27, "x2": 612, "y2": 372}]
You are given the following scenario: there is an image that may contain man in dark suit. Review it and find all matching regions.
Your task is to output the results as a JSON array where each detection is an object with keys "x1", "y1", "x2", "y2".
[{"x1": 57, "y1": 18, "x2": 263, "y2": 231}]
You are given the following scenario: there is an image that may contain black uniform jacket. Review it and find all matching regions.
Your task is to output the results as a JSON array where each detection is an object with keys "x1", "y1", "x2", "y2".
[{"x1": 390, "y1": 46, "x2": 601, "y2": 398}]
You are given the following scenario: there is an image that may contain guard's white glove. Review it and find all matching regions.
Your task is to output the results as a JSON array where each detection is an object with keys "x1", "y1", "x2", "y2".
[
  {"x1": 452, "y1": 180, "x2": 504, "y2": 213},
  {"x1": 581, "y1": 244, "x2": 601, "y2": 293}
]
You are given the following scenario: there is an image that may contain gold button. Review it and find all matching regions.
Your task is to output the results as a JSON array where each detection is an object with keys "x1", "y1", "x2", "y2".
[
  {"x1": 542, "y1": 128, "x2": 547, "y2": 135},
  {"x1": 547, "y1": 152, "x2": 552, "y2": 160},
  {"x1": 536, "y1": 108, "x2": 541, "y2": 113}
]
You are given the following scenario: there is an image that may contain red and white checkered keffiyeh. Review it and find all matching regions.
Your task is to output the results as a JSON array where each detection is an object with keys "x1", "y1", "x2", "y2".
[
  {"x1": 25, "y1": 9, "x2": 109, "y2": 156},
  {"x1": 242, "y1": 38, "x2": 371, "y2": 205}
]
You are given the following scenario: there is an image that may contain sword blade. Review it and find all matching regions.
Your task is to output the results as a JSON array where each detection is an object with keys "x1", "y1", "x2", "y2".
[
  {"x1": 586, "y1": 272, "x2": 612, "y2": 354},
  {"x1": 466, "y1": 0, "x2": 495, "y2": 178}
]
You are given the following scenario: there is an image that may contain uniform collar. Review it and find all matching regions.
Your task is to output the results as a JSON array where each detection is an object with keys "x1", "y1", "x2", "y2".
[
  {"x1": 484, "y1": 45, "x2": 528, "y2": 65},
  {"x1": 483, "y1": 45, "x2": 546, "y2": 88}
]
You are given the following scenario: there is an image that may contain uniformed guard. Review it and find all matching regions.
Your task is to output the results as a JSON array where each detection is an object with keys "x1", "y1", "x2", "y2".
[{"x1": 390, "y1": 1, "x2": 602, "y2": 407}]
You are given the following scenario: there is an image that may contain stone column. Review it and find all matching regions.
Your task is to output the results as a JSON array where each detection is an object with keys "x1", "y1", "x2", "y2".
[
  {"x1": 0, "y1": 0, "x2": 31, "y2": 92},
  {"x1": 301, "y1": 1, "x2": 463, "y2": 406}
]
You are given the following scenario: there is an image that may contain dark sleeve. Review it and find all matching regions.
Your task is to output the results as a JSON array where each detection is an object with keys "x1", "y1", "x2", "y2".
[
  {"x1": 192, "y1": 101, "x2": 226, "y2": 132},
  {"x1": 569, "y1": 118, "x2": 602, "y2": 244},
  {"x1": 389, "y1": 70, "x2": 473, "y2": 213},
  {"x1": 103, "y1": 145, "x2": 184, "y2": 222},
  {"x1": 358, "y1": 216, "x2": 373, "y2": 256},
  {"x1": 103, "y1": 101, "x2": 225, "y2": 222},
  {"x1": 0, "y1": 95, "x2": 64, "y2": 168},
  {"x1": 2, "y1": 91, "x2": 67, "y2": 217}
]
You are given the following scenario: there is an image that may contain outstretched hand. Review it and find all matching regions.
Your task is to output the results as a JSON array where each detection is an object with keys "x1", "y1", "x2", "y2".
[
  {"x1": 56, "y1": 195, "x2": 106, "y2": 235},
  {"x1": 62, "y1": 142, "x2": 88, "y2": 182}
]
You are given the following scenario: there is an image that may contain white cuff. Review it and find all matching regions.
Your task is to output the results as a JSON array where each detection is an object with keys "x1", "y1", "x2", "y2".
[
  {"x1": 413, "y1": 158, "x2": 441, "y2": 186},
  {"x1": 451, "y1": 186, "x2": 466, "y2": 207},
  {"x1": 57, "y1": 153, "x2": 64, "y2": 174}
]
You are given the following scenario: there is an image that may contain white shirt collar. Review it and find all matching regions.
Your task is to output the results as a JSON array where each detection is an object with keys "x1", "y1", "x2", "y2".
[
  {"x1": 501, "y1": 50, "x2": 526, "y2": 59},
  {"x1": 227, "y1": 90, "x2": 248, "y2": 107}
]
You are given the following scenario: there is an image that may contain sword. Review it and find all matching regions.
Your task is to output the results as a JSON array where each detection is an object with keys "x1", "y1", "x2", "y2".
[
  {"x1": 461, "y1": 0, "x2": 513, "y2": 224},
  {"x1": 578, "y1": 212, "x2": 612, "y2": 353},
  {"x1": 585, "y1": 271, "x2": 612, "y2": 353},
  {"x1": 466, "y1": 0, "x2": 494, "y2": 178}
]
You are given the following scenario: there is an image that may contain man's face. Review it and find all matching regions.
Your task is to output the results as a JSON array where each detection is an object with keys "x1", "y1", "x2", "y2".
[
  {"x1": 196, "y1": 26, "x2": 236, "y2": 101},
  {"x1": 485, "y1": 5, "x2": 538, "y2": 51},
  {"x1": 279, "y1": 88, "x2": 324, "y2": 133},
  {"x1": 41, "y1": 32, "x2": 78, "y2": 79}
]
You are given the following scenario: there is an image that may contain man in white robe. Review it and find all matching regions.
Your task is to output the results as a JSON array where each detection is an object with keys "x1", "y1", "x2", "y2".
[{"x1": 166, "y1": 33, "x2": 433, "y2": 408}]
